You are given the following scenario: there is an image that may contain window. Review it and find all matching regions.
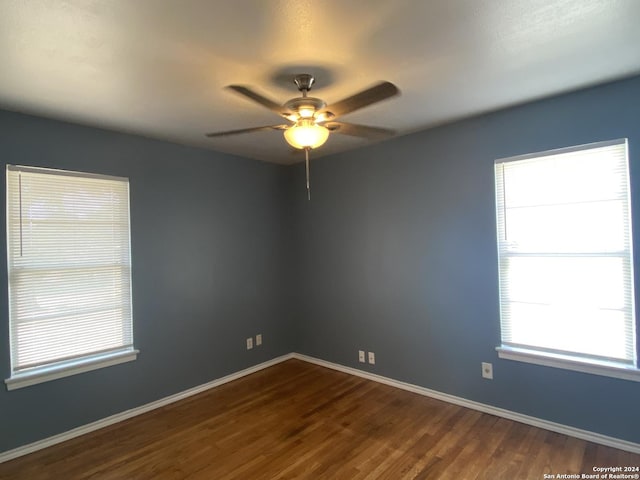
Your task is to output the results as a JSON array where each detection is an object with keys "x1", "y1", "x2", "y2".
[
  {"x1": 5, "y1": 165, "x2": 137, "y2": 390},
  {"x1": 494, "y1": 139, "x2": 639, "y2": 381}
]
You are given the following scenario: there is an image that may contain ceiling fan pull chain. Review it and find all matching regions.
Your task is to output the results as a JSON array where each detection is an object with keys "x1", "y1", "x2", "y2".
[{"x1": 305, "y1": 147, "x2": 311, "y2": 201}]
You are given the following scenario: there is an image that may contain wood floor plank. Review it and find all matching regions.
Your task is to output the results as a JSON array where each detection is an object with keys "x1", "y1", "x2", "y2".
[{"x1": 0, "y1": 359, "x2": 638, "y2": 479}]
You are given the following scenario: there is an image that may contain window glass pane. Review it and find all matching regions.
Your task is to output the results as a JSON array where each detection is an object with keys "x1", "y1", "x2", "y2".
[
  {"x1": 16, "y1": 309, "x2": 127, "y2": 368},
  {"x1": 506, "y1": 256, "x2": 625, "y2": 309},
  {"x1": 6, "y1": 165, "x2": 134, "y2": 375},
  {"x1": 503, "y1": 148, "x2": 625, "y2": 207},
  {"x1": 505, "y1": 200, "x2": 625, "y2": 253},
  {"x1": 495, "y1": 139, "x2": 636, "y2": 367},
  {"x1": 507, "y1": 303, "x2": 629, "y2": 360}
]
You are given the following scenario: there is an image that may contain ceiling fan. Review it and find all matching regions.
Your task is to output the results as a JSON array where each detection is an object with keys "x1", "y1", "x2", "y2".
[{"x1": 206, "y1": 74, "x2": 400, "y2": 199}]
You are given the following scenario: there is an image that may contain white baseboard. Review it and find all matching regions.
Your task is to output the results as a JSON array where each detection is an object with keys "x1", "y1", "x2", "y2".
[
  {"x1": 291, "y1": 353, "x2": 640, "y2": 455},
  {"x1": 2, "y1": 351, "x2": 638, "y2": 464},
  {"x1": 0, "y1": 354, "x2": 294, "y2": 464}
]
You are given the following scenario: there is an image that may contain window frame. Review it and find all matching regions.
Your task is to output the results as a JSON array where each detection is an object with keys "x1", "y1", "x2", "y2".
[
  {"x1": 494, "y1": 139, "x2": 640, "y2": 382},
  {"x1": 4, "y1": 165, "x2": 138, "y2": 391}
]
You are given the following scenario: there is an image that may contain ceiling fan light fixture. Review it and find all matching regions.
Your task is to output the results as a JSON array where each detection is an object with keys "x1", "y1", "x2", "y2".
[{"x1": 284, "y1": 119, "x2": 329, "y2": 149}]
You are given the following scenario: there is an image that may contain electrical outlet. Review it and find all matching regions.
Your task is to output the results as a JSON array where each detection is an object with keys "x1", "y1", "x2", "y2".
[
  {"x1": 256, "y1": 334, "x2": 262, "y2": 346},
  {"x1": 368, "y1": 352, "x2": 375, "y2": 365},
  {"x1": 246, "y1": 337, "x2": 253, "y2": 350},
  {"x1": 482, "y1": 362, "x2": 493, "y2": 379},
  {"x1": 358, "y1": 350, "x2": 365, "y2": 363}
]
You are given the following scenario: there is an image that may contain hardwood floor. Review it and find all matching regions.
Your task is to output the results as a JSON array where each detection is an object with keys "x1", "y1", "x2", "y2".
[{"x1": 1, "y1": 359, "x2": 638, "y2": 479}]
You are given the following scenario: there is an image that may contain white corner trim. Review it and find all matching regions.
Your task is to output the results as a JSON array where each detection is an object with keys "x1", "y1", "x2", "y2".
[
  {"x1": 0, "y1": 354, "x2": 294, "y2": 464},
  {"x1": 291, "y1": 353, "x2": 640, "y2": 455}
]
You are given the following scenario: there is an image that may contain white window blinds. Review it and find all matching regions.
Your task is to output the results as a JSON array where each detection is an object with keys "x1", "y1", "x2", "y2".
[
  {"x1": 495, "y1": 139, "x2": 636, "y2": 367},
  {"x1": 6, "y1": 165, "x2": 134, "y2": 380}
]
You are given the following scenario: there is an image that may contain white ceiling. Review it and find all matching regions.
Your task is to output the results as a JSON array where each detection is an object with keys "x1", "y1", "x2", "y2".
[{"x1": 0, "y1": 0, "x2": 639, "y2": 165}]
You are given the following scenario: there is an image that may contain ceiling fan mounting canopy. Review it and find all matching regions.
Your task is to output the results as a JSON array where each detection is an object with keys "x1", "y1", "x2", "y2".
[{"x1": 293, "y1": 73, "x2": 315, "y2": 93}]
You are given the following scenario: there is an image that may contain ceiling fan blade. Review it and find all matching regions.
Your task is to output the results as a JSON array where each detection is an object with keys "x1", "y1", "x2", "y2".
[
  {"x1": 226, "y1": 85, "x2": 290, "y2": 117},
  {"x1": 326, "y1": 122, "x2": 396, "y2": 139},
  {"x1": 323, "y1": 82, "x2": 399, "y2": 118},
  {"x1": 205, "y1": 124, "x2": 288, "y2": 137}
]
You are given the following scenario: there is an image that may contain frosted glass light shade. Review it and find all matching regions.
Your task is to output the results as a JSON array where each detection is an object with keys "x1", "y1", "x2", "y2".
[{"x1": 284, "y1": 120, "x2": 329, "y2": 149}]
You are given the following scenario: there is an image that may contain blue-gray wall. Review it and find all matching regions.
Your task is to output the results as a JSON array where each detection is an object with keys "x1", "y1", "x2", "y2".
[
  {"x1": 0, "y1": 111, "x2": 292, "y2": 452},
  {"x1": 2, "y1": 75, "x2": 640, "y2": 454},
  {"x1": 290, "y1": 75, "x2": 640, "y2": 443}
]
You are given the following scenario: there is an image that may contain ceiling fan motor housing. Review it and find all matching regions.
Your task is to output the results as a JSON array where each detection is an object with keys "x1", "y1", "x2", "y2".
[{"x1": 283, "y1": 97, "x2": 326, "y2": 119}]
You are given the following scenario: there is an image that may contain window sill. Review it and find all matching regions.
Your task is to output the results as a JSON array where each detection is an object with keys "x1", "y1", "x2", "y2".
[
  {"x1": 5, "y1": 349, "x2": 139, "y2": 391},
  {"x1": 496, "y1": 346, "x2": 640, "y2": 382}
]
